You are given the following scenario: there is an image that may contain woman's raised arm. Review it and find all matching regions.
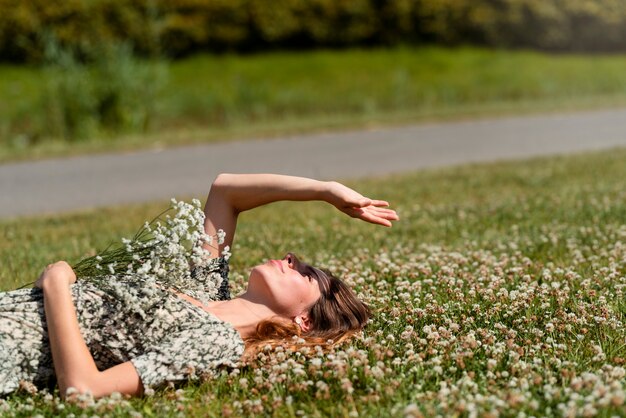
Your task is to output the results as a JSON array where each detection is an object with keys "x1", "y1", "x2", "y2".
[{"x1": 203, "y1": 173, "x2": 399, "y2": 258}]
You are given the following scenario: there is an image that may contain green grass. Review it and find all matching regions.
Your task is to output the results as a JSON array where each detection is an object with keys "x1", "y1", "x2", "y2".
[
  {"x1": 2, "y1": 46, "x2": 626, "y2": 162},
  {"x1": 1, "y1": 149, "x2": 626, "y2": 416}
]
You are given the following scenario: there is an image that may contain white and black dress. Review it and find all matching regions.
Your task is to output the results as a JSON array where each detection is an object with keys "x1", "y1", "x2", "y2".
[{"x1": 0, "y1": 257, "x2": 244, "y2": 396}]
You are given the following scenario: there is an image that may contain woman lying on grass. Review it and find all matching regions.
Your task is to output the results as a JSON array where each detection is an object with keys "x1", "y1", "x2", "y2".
[{"x1": 0, "y1": 173, "x2": 398, "y2": 399}]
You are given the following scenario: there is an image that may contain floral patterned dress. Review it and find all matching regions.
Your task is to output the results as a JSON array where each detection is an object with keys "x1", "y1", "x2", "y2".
[{"x1": 0, "y1": 257, "x2": 245, "y2": 396}]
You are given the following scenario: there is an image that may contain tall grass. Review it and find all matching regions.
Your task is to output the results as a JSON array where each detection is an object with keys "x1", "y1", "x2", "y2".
[
  {"x1": 162, "y1": 47, "x2": 626, "y2": 124},
  {"x1": 40, "y1": 41, "x2": 167, "y2": 142},
  {"x1": 0, "y1": 39, "x2": 167, "y2": 145},
  {"x1": 1, "y1": 46, "x2": 626, "y2": 161}
]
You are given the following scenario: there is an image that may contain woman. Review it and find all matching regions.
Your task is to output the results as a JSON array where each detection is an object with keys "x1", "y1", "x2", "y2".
[{"x1": 0, "y1": 173, "x2": 398, "y2": 399}]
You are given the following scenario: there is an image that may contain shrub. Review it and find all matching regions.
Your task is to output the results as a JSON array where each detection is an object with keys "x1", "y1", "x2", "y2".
[
  {"x1": 1, "y1": 0, "x2": 626, "y2": 62},
  {"x1": 39, "y1": 38, "x2": 167, "y2": 141}
]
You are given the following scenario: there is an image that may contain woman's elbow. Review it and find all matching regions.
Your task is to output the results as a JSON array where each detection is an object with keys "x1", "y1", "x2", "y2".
[
  {"x1": 61, "y1": 364, "x2": 144, "y2": 399},
  {"x1": 211, "y1": 173, "x2": 238, "y2": 191},
  {"x1": 58, "y1": 379, "x2": 92, "y2": 400},
  {"x1": 59, "y1": 373, "x2": 106, "y2": 400},
  {"x1": 209, "y1": 173, "x2": 239, "y2": 205}
]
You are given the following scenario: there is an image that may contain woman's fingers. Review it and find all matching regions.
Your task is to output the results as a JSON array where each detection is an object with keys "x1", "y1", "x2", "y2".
[
  {"x1": 351, "y1": 207, "x2": 397, "y2": 227},
  {"x1": 362, "y1": 206, "x2": 399, "y2": 221},
  {"x1": 354, "y1": 210, "x2": 386, "y2": 225},
  {"x1": 337, "y1": 189, "x2": 398, "y2": 226},
  {"x1": 369, "y1": 199, "x2": 390, "y2": 207},
  {"x1": 367, "y1": 205, "x2": 398, "y2": 215}
]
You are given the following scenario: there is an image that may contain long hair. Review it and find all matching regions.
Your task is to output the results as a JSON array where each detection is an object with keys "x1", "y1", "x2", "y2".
[{"x1": 243, "y1": 257, "x2": 371, "y2": 359}]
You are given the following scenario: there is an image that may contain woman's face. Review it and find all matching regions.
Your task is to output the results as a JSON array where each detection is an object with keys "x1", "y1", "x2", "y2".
[{"x1": 248, "y1": 253, "x2": 322, "y2": 317}]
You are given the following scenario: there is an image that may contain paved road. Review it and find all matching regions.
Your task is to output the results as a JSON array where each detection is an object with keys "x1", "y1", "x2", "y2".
[{"x1": 1, "y1": 108, "x2": 626, "y2": 219}]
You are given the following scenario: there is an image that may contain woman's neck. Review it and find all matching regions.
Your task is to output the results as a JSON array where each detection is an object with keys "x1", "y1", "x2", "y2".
[{"x1": 205, "y1": 294, "x2": 278, "y2": 339}]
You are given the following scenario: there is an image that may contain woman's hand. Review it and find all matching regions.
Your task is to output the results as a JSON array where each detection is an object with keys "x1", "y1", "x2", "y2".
[
  {"x1": 35, "y1": 261, "x2": 77, "y2": 289},
  {"x1": 325, "y1": 181, "x2": 399, "y2": 227}
]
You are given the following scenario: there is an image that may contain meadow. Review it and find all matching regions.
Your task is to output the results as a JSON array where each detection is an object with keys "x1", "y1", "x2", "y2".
[
  {"x1": 3, "y1": 46, "x2": 626, "y2": 162},
  {"x1": 1, "y1": 148, "x2": 625, "y2": 416}
]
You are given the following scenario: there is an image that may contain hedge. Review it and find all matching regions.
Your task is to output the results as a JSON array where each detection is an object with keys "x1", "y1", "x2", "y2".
[{"x1": 2, "y1": 0, "x2": 626, "y2": 61}]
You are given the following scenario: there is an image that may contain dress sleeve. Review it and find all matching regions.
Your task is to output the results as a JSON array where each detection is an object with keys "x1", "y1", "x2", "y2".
[
  {"x1": 130, "y1": 320, "x2": 244, "y2": 390},
  {"x1": 189, "y1": 256, "x2": 231, "y2": 301}
]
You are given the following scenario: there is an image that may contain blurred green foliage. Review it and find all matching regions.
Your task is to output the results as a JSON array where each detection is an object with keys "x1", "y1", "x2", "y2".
[
  {"x1": 2, "y1": 46, "x2": 626, "y2": 154},
  {"x1": 1, "y1": 0, "x2": 626, "y2": 62},
  {"x1": 38, "y1": 38, "x2": 167, "y2": 141}
]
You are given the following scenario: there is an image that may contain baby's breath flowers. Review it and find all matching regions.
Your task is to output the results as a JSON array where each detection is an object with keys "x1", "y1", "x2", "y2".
[{"x1": 73, "y1": 198, "x2": 226, "y2": 292}]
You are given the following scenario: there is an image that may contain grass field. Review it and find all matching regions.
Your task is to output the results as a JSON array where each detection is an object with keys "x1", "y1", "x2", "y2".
[
  {"x1": 2, "y1": 46, "x2": 626, "y2": 162},
  {"x1": 1, "y1": 149, "x2": 625, "y2": 416}
]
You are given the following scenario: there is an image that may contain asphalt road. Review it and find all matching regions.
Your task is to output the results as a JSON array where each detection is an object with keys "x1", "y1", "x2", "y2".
[{"x1": 2, "y1": 108, "x2": 626, "y2": 219}]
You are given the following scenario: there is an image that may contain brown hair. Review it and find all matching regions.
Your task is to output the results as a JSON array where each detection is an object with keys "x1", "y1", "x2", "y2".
[{"x1": 242, "y1": 260, "x2": 370, "y2": 358}]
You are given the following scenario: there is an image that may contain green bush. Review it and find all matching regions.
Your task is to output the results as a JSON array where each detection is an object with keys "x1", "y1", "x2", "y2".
[
  {"x1": 447, "y1": 0, "x2": 626, "y2": 51},
  {"x1": 2, "y1": 0, "x2": 626, "y2": 62},
  {"x1": 39, "y1": 38, "x2": 167, "y2": 141}
]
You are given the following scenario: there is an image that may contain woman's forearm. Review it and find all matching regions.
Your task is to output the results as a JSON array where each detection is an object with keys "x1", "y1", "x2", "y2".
[
  {"x1": 202, "y1": 173, "x2": 397, "y2": 255},
  {"x1": 202, "y1": 174, "x2": 331, "y2": 254},
  {"x1": 39, "y1": 263, "x2": 144, "y2": 398},
  {"x1": 42, "y1": 279, "x2": 100, "y2": 396},
  {"x1": 42, "y1": 279, "x2": 143, "y2": 398},
  {"x1": 211, "y1": 173, "x2": 330, "y2": 214}
]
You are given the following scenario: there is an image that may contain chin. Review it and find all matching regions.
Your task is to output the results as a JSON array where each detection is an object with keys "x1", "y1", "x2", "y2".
[
  {"x1": 246, "y1": 264, "x2": 274, "y2": 292},
  {"x1": 250, "y1": 263, "x2": 271, "y2": 280}
]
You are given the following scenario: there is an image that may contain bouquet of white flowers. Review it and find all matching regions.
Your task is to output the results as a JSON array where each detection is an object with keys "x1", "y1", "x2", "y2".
[{"x1": 72, "y1": 198, "x2": 226, "y2": 288}]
